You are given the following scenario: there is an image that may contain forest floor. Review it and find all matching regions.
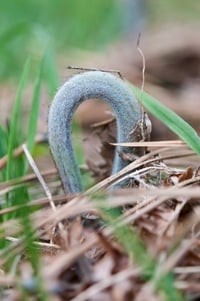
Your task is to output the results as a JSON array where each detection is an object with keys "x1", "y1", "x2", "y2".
[{"x1": 1, "y1": 23, "x2": 200, "y2": 301}]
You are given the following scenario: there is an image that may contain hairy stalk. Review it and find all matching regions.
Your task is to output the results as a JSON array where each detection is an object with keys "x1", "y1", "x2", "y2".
[{"x1": 48, "y1": 71, "x2": 150, "y2": 193}]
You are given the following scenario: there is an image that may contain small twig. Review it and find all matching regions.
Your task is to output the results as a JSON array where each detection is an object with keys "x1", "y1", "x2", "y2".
[
  {"x1": 112, "y1": 140, "x2": 187, "y2": 147},
  {"x1": 174, "y1": 266, "x2": 200, "y2": 274},
  {"x1": 137, "y1": 32, "x2": 145, "y2": 93},
  {"x1": 6, "y1": 236, "x2": 60, "y2": 250},
  {"x1": 67, "y1": 66, "x2": 123, "y2": 79},
  {"x1": 22, "y1": 144, "x2": 66, "y2": 244},
  {"x1": 22, "y1": 144, "x2": 54, "y2": 207},
  {"x1": 0, "y1": 168, "x2": 56, "y2": 190}
]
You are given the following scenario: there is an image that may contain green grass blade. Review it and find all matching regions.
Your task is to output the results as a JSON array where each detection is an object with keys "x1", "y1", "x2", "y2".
[
  {"x1": 6, "y1": 58, "x2": 31, "y2": 180},
  {"x1": 27, "y1": 58, "x2": 43, "y2": 154},
  {"x1": 43, "y1": 48, "x2": 59, "y2": 97},
  {"x1": 130, "y1": 85, "x2": 200, "y2": 155},
  {"x1": 0, "y1": 125, "x2": 8, "y2": 157}
]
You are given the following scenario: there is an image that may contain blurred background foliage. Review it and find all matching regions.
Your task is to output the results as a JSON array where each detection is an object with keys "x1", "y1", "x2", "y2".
[
  {"x1": 0, "y1": 0, "x2": 199, "y2": 82},
  {"x1": 0, "y1": 0, "x2": 121, "y2": 80}
]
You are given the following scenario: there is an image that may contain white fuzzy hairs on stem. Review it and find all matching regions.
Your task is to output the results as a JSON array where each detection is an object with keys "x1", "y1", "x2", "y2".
[{"x1": 48, "y1": 71, "x2": 150, "y2": 193}]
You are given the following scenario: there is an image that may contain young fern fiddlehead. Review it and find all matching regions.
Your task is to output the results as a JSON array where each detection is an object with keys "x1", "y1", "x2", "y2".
[{"x1": 48, "y1": 71, "x2": 151, "y2": 194}]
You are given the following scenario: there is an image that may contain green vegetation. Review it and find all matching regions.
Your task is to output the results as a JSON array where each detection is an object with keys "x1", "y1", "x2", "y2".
[
  {"x1": 0, "y1": 57, "x2": 48, "y2": 298},
  {"x1": 0, "y1": 1, "x2": 199, "y2": 299},
  {"x1": 1, "y1": 0, "x2": 199, "y2": 81},
  {"x1": 0, "y1": 0, "x2": 121, "y2": 80},
  {"x1": 131, "y1": 85, "x2": 200, "y2": 154},
  {"x1": 1, "y1": 59, "x2": 196, "y2": 298}
]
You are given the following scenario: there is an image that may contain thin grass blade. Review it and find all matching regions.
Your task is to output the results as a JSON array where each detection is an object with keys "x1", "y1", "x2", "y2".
[
  {"x1": 0, "y1": 125, "x2": 8, "y2": 158},
  {"x1": 6, "y1": 58, "x2": 31, "y2": 180},
  {"x1": 27, "y1": 58, "x2": 43, "y2": 154},
  {"x1": 43, "y1": 48, "x2": 59, "y2": 97}
]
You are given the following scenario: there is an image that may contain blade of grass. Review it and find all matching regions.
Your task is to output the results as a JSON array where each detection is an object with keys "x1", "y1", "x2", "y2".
[
  {"x1": 130, "y1": 85, "x2": 200, "y2": 155},
  {"x1": 6, "y1": 58, "x2": 31, "y2": 181},
  {"x1": 27, "y1": 58, "x2": 43, "y2": 154},
  {"x1": 0, "y1": 125, "x2": 8, "y2": 158},
  {"x1": 43, "y1": 48, "x2": 59, "y2": 97},
  {"x1": 1, "y1": 58, "x2": 49, "y2": 299},
  {"x1": 0, "y1": 125, "x2": 8, "y2": 180}
]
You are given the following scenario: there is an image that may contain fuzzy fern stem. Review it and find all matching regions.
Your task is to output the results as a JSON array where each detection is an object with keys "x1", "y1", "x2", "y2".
[{"x1": 48, "y1": 71, "x2": 149, "y2": 193}]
